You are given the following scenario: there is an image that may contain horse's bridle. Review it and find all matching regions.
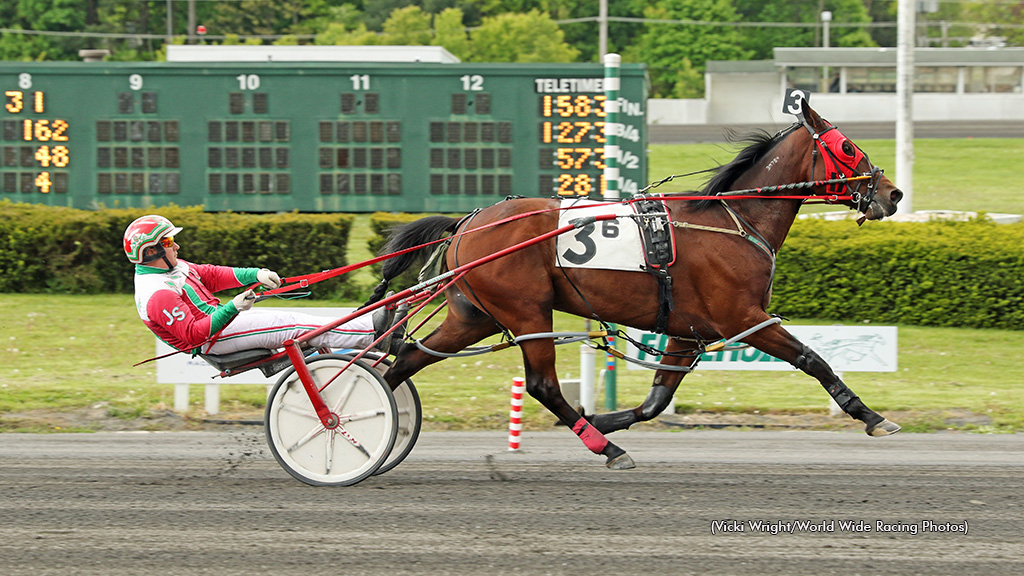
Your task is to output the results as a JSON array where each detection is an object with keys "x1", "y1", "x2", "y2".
[{"x1": 801, "y1": 120, "x2": 883, "y2": 214}]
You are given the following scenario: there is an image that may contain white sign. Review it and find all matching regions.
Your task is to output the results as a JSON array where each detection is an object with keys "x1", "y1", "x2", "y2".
[
  {"x1": 625, "y1": 325, "x2": 897, "y2": 372},
  {"x1": 556, "y1": 200, "x2": 645, "y2": 272}
]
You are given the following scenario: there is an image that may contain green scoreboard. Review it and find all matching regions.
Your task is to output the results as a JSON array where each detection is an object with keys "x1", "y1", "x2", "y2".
[{"x1": 0, "y1": 61, "x2": 647, "y2": 213}]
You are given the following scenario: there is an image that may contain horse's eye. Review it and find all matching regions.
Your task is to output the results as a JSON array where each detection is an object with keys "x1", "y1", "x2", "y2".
[{"x1": 842, "y1": 141, "x2": 855, "y2": 157}]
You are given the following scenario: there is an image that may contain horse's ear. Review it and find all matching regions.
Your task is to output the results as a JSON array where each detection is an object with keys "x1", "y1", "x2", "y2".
[{"x1": 800, "y1": 98, "x2": 827, "y2": 130}]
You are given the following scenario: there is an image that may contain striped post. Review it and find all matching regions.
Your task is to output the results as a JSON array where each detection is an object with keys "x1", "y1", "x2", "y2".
[
  {"x1": 602, "y1": 53, "x2": 620, "y2": 410},
  {"x1": 508, "y1": 376, "x2": 525, "y2": 451},
  {"x1": 603, "y1": 53, "x2": 621, "y2": 200}
]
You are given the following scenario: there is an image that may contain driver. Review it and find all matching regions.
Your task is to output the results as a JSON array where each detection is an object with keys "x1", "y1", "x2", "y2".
[{"x1": 124, "y1": 214, "x2": 404, "y2": 357}]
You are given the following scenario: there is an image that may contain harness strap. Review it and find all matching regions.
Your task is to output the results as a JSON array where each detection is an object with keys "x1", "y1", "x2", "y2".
[
  {"x1": 671, "y1": 201, "x2": 775, "y2": 261},
  {"x1": 633, "y1": 199, "x2": 675, "y2": 334}
]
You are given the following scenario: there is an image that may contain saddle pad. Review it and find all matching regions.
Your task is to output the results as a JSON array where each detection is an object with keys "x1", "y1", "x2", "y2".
[{"x1": 555, "y1": 199, "x2": 645, "y2": 272}]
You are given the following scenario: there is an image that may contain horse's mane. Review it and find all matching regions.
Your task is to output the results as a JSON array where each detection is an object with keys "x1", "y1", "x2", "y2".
[{"x1": 689, "y1": 123, "x2": 800, "y2": 211}]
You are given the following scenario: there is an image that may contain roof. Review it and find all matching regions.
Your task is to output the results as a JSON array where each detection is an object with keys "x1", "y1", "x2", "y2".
[
  {"x1": 166, "y1": 45, "x2": 461, "y2": 64},
  {"x1": 773, "y1": 47, "x2": 1024, "y2": 67}
]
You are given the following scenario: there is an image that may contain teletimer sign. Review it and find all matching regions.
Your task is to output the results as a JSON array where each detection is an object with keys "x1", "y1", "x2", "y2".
[{"x1": 1, "y1": 62, "x2": 646, "y2": 212}]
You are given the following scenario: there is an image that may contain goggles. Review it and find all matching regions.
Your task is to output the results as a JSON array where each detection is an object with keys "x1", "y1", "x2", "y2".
[{"x1": 160, "y1": 236, "x2": 176, "y2": 248}]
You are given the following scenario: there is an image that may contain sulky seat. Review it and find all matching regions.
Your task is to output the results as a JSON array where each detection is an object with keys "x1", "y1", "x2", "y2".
[{"x1": 200, "y1": 346, "x2": 320, "y2": 378}]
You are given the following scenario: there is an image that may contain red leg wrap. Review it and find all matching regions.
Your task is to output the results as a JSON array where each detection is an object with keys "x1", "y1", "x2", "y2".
[{"x1": 572, "y1": 417, "x2": 609, "y2": 454}]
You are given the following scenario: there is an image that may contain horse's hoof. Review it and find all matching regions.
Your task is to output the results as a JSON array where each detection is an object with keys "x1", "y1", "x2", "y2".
[
  {"x1": 606, "y1": 453, "x2": 636, "y2": 470},
  {"x1": 866, "y1": 419, "x2": 901, "y2": 437}
]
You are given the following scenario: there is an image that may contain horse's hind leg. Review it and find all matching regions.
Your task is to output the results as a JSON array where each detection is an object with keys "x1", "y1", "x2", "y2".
[
  {"x1": 382, "y1": 308, "x2": 500, "y2": 391},
  {"x1": 742, "y1": 322, "x2": 900, "y2": 437},
  {"x1": 518, "y1": 338, "x2": 636, "y2": 470},
  {"x1": 589, "y1": 338, "x2": 699, "y2": 434}
]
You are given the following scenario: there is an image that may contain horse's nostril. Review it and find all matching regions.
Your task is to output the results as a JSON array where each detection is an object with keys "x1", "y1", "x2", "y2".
[{"x1": 891, "y1": 189, "x2": 904, "y2": 204}]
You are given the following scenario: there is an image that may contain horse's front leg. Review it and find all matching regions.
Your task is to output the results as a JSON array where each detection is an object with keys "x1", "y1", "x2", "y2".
[
  {"x1": 742, "y1": 322, "x2": 901, "y2": 437},
  {"x1": 589, "y1": 338, "x2": 699, "y2": 434},
  {"x1": 518, "y1": 339, "x2": 636, "y2": 470}
]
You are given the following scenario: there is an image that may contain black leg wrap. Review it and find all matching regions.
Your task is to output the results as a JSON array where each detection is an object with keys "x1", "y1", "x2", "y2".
[
  {"x1": 590, "y1": 410, "x2": 638, "y2": 434},
  {"x1": 640, "y1": 386, "x2": 674, "y2": 420},
  {"x1": 825, "y1": 382, "x2": 857, "y2": 410}
]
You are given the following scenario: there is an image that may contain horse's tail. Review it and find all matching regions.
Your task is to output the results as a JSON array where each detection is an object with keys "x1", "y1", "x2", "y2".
[{"x1": 365, "y1": 215, "x2": 461, "y2": 305}]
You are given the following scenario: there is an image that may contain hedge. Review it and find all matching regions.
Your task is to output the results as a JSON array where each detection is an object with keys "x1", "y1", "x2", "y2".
[
  {"x1": 366, "y1": 211, "x2": 1024, "y2": 330},
  {"x1": 0, "y1": 201, "x2": 355, "y2": 297},
  {"x1": 774, "y1": 217, "x2": 1024, "y2": 330},
  {"x1": 5, "y1": 202, "x2": 1023, "y2": 330}
]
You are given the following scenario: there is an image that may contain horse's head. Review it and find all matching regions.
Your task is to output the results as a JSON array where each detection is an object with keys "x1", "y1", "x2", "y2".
[{"x1": 798, "y1": 100, "x2": 903, "y2": 222}]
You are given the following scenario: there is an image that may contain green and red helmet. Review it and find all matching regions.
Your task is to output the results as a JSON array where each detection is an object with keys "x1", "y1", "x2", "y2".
[{"x1": 123, "y1": 215, "x2": 182, "y2": 264}]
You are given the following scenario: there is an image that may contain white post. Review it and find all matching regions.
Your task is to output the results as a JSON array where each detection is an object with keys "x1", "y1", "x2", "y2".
[
  {"x1": 508, "y1": 377, "x2": 525, "y2": 451},
  {"x1": 205, "y1": 382, "x2": 220, "y2": 415},
  {"x1": 895, "y1": 0, "x2": 916, "y2": 214},
  {"x1": 579, "y1": 344, "x2": 596, "y2": 415},
  {"x1": 174, "y1": 383, "x2": 189, "y2": 412}
]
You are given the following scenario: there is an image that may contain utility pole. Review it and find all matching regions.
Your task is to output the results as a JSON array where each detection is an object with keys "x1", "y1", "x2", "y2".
[
  {"x1": 166, "y1": 0, "x2": 173, "y2": 43},
  {"x1": 821, "y1": 10, "x2": 832, "y2": 92},
  {"x1": 598, "y1": 0, "x2": 608, "y2": 60},
  {"x1": 188, "y1": 0, "x2": 197, "y2": 45},
  {"x1": 896, "y1": 0, "x2": 915, "y2": 214}
]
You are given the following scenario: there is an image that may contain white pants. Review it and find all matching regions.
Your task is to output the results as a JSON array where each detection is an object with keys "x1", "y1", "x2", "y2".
[{"x1": 203, "y1": 309, "x2": 375, "y2": 355}]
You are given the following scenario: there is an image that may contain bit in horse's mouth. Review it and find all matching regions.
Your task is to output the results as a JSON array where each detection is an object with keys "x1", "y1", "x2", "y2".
[{"x1": 857, "y1": 201, "x2": 894, "y2": 225}]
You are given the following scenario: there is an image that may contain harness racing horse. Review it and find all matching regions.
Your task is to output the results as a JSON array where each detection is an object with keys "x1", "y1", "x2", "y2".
[{"x1": 370, "y1": 100, "x2": 904, "y2": 469}]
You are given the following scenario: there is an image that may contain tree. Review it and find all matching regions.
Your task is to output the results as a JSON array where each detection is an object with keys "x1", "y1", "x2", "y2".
[
  {"x1": 382, "y1": 5, "x2": 433, "y2": 44},
  {"x1": 206, "y1": 0, "x2": 306, "y2": 38},
  {"x1": 432, "y1": 7, "x2": 471, "y2": 60},
  {"x1": 315, "y1": 22, "x2": 381, "y2": 45},
  {"x1": 961, "y1": 1, "x2": 1024, "y2": 46},
  {"x1": 466, "y1": 9, "x2": 579, "y2": 62},
  {"x1": 625, "y1": 0, "x2": 751, "y2": 98},
  {"x1": 363, "y1": 0, "x2": 417, "y2": 31},
  {"x1": 734, "y1": 0, "x2": 875, "y2": 59},
  {"x1": 0, "y1": 0, "x2": 87, "y2": 60}
]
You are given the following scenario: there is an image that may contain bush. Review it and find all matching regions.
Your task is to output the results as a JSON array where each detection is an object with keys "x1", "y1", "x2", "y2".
[
  {"x1": 0, "y1": 201, "x2": 355, "y2": 297},
  {"x1": 365, "y1": 212, "x2": 1024, "y2": 330},
  {"x1": 774, "y1": 218, "x2": 1024, "y2": 329}
]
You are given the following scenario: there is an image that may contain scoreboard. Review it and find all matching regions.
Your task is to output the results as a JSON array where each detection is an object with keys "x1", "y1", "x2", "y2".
[{"x1": 0, "y1": 62, "x2": 647, "y2": 213}]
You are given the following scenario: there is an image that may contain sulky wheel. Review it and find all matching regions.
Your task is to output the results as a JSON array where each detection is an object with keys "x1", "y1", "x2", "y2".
[
  {"x1": 374, "y1": 377, "x2": 421, "y2": 475},
  {"x1": 264, "y1": 354, "x2": 398, "y2": 486},
  {"x1": 339, "y1": 353, "x2": 422, "y2": 476}
]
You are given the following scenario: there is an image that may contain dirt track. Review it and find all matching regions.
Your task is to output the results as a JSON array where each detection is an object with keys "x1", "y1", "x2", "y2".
[{"x1": 1, "y1": 430, "x2": 1020, "y2": 575}]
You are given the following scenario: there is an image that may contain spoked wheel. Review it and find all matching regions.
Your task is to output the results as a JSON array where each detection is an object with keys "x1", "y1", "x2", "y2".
[
  {"x1": 339, "y1": 353, "x2": 423, "y2": 476},
  {"x1": 375, "y1": 378, "x2": 421, "y2": 475},
  {"x1": 265, "y1": 354, "x2": 398, "y2": 486}
]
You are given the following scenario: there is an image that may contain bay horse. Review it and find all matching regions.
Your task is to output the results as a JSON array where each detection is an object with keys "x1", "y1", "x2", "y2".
[{"x1": 370, "y1": 99, "x2": 903, "y2": 469}]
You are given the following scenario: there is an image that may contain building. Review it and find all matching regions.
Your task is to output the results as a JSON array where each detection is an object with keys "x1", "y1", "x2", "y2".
[{"x1": 649, "y1": 47, "x2": 1024, "y2": 127}]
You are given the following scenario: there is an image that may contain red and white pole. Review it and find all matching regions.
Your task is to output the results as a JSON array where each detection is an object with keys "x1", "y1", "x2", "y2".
[{"x1": 508, "y1": 376, "x2": 525, "y2": 451}]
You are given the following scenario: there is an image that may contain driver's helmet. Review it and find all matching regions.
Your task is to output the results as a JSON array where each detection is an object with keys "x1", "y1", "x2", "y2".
[{"x1": 123, "y1": 215, "x2": 182, "y2": 264}]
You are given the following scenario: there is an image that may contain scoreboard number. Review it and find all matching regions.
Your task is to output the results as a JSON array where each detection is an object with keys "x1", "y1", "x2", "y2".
[{"x1": 1, "y1": 62, "x2": 645, "y2": 208}]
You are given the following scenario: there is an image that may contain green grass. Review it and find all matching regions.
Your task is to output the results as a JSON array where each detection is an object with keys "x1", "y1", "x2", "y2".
[
  {"x1": 2, "y1": 139, "x2": 1023, "y2": 433},
  {"x1": 649, "y1": 138, "x2": 1024, "y2": 215},
  {"x1": 2, "y1": 294, "x2": 1022, "y2": 433}
]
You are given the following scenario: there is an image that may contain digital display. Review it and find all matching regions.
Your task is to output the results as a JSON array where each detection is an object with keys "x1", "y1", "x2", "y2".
[
  {"x1": 0, "y1": 63, "x2": 646, "y2": 212},
  {"x1": 3, "y1": 90, "x2": 70, "y2": 194}
]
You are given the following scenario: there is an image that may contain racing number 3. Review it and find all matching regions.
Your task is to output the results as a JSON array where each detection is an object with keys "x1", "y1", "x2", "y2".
[{"x1": 560, "y1": 220, "x2": 619, "y2": 265}]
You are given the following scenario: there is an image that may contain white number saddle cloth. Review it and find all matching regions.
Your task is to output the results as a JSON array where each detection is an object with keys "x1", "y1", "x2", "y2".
[{"x1": 555, "y1": 199, "x2": 653, "y2": 272}]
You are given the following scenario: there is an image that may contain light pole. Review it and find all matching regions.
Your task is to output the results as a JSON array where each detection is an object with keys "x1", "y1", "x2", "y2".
[
  {"x1": 821, "y1": 11, "x2": 832, "y2": 92},
  {"x1": 821, "y1": 10, "x2": 831, "y2": 48},
  {"x1": 599, "y1": 0, "x2": 608, "y2": 60}
]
